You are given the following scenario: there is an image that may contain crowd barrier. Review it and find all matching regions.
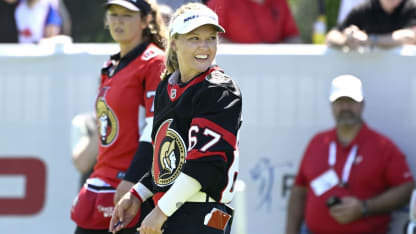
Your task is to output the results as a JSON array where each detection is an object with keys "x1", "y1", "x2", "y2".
[{"x1": 0, "y1": 43, "x2": 415, "y2": 234}]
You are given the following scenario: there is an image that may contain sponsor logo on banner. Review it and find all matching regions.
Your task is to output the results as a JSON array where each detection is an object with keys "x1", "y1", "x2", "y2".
[{"x1": 0, "y1": 157, "x2": 46, "y2": 215}]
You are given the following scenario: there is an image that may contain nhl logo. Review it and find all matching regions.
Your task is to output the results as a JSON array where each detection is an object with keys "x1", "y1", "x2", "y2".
[{"x1": 170, "y1": 88, "x2": 177, "y2": 99}]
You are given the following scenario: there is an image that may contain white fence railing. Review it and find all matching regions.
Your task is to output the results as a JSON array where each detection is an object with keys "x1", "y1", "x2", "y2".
[{"x1": 1, "y1": 43, "x2": 415, "y2": 234}]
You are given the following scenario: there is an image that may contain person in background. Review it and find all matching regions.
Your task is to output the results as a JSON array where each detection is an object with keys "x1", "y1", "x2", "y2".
[
  {"x1": 109, "y1": 3, "x2": 242, "y2": 234},
  {"x1": 337, "y1": 0, "x2": 366, "y2": 24},
  {"x1": 0, "y1": 0, "x2": 18, "y2": 43},
  {"x1": 158, "y1": 3, "x2": 173, "y2": 26},
  {"x1": 70, "y1": 112, "x2": 98, "y2": 189},
  {"x1": 326, "y1": 0, "x2": 416, "y2": 49},
  {"x1": 56, "y1": 0, "x2": 72, "y2": 36},
  {"x1": 286, "y1": 74, "x2": 414, "y2": 234},
  {"x1": 207, "y1": 0, "x2": 300, "y2": 43},
  {"x1": 15, "y1": 0, "x2": 62, "y2": 43},
  {"x1": 70, "y1": 0, "x2": 166, "y2": 233}
]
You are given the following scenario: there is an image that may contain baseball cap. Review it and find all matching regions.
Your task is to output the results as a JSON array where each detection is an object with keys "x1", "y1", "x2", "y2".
[
  {"x1": 169, "y1": 7, "x2": 225, "y2": 37},
  {"x1": 329, "y1": 74, "x2": 364, "y2": 102},
  {"x1": 105, "y1": 0, "x2": 151, "y2": 14}
]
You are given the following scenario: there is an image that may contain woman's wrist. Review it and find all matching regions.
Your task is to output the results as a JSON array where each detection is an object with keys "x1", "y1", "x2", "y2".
[{"x1": 156, "y1": 205, "x2": 169, "y2": 219}]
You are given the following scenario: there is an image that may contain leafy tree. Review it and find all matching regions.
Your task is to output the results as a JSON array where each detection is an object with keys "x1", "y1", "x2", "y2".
[{"x1": 64, "y1": 0, "x2": 112, "y2": 42}]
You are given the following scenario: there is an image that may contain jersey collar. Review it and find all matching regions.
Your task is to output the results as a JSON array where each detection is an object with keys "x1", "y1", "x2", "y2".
[
  {"x1": 103, "y1": 42, "x2": 150, "y2": 77},
  {"x1": 167, "y1": 65, "x2": 222, "y2": 102}
]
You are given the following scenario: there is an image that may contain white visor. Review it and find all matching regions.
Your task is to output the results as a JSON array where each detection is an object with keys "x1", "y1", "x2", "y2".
[
  {"x1": 106, "y1": 0, "x2": 140, "y2": 12},
  {"x1": 169, "y1": 8, "x2": 225, "y2": 37}
]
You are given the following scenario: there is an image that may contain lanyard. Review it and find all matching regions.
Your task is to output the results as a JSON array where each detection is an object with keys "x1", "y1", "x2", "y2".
[{"x1": 328, "y1": 141, "x2": 358, "y2": 186}]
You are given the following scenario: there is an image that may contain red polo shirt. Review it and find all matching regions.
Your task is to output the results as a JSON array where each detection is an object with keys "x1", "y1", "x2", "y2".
[
  {"x1": 207, "y1": 0, "x2": 299, "y2": 43},
  {"x1": 295, "y1": 123, "x2": 413, "y2": 234}
]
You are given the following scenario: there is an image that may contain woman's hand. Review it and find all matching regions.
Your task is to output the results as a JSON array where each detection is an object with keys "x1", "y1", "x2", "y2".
[
  {"x1": 109, "y1": 192, "x2": 141, "y2": 233},
  {"x1": 114, "y1": 180, "x2": 135, "y2": 205},
  {"x1": 137, "y1": 206, "x2": 168, "y2": 234}
]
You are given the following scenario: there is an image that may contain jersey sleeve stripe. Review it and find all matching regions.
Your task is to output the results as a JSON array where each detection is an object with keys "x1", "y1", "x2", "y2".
[
  {"x1": 152, "y1": 192, "x2": 165, "y2": 206},
  {"x1": 130, "y1": 187, "x2": 144, "y2": 203},
  {"x1": 131, "y1": 182, "x2": 153, "y2": 202},
  {"x1": 187, "y1": 150, "x2": 227, "y2": 162},
  {"x1": 191, "y1": 118, "x2": 236, "y2": 149}
]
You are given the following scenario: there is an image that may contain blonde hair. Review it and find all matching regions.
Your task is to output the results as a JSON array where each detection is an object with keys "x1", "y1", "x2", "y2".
[{"x1": 161, "y1": 3, "x2": 215, "y2": 79}]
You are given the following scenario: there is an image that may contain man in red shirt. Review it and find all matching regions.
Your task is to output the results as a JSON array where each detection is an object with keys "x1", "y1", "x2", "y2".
[
  {"x1": 286, "y1": 75, "x2": 414, "y2": 234},
  {"x1": 207, "y1": 0, "x2": 300, "y2": 43}
]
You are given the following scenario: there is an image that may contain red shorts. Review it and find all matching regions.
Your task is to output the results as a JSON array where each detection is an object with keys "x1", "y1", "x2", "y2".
[{"x1": 71, "y1": 178, "x2": 140, "y2": 230}]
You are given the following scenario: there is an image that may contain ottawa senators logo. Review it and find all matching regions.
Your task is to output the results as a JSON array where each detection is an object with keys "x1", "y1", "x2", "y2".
[
  {"x1": 152, "y1": 119, "x2": 186, "y2": 186},
  {"x1": 96, "y1": 87, "x2": 119, "y2": 146}
]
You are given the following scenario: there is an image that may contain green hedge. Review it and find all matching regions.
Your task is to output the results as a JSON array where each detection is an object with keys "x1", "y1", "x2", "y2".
[{"x1": 289, "y1": 0, "x2": 341, "y2": 43}]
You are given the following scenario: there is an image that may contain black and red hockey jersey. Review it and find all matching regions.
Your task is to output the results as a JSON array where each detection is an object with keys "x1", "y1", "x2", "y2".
[{"x1": 140, "y1": 65, "x2": 242, "y2": 204}]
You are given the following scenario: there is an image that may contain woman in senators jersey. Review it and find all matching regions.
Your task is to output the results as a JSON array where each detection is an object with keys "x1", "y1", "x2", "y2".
[
  {"x1": 70, "y1": 0, "x2": 166, "y2": 233},
  {"x1": 110, "y1": 3, "x2": 242, "y2": 234}
]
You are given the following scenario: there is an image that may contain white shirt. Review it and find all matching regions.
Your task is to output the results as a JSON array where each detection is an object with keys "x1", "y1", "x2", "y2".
[{"x1": 15, "y1": 0, "x2": 55, "y2": 43}]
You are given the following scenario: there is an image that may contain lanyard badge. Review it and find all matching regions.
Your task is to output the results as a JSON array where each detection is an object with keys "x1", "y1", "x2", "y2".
[
  {"x1": 328, "y1": 141, "x2": 358, "y2": 187},
  {"x1": 310, "y1": 141, "x2": 358, "y2": 196}
]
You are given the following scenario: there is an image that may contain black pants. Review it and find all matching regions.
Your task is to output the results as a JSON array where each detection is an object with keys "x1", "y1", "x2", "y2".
[
  {"x1": 161, "y1": 202, "x2": 233, "y2": 234},
  {"x1": 74, "y1": 199, "x2": 154, "y2": 234}
]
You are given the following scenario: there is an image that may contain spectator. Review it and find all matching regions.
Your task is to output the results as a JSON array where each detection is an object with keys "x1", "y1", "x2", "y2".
[
  {"x1": 70, "y1": 112, "x2": 98, "y2": 189},
  {"x1": 207, "y1": 0, "x2": 300, "y2": 43},
  {"x1": 326, "y1": 0, "x2": 416, "y2": 49},
  {"x1": 158, "y1": 3, "x2": 173, "y2": 25},
  {"x1": 0, "y1": 0, "x2": 18, "y2": 43},
  {"x1": 56, "y1": 0, "x2": 71, "y2": 36},
  {"x1": 15, "y1": 0, "x2": 62, "y2": 43},
  {"x1": 43, "y1": 0, "x2": 72, "y2": 36},
  {"x1": 286, "y1": 74, "x2": 414, "y2": 234},
  {"x1": 337, "y1": 0, "x2": 366, "y2": 23}
]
